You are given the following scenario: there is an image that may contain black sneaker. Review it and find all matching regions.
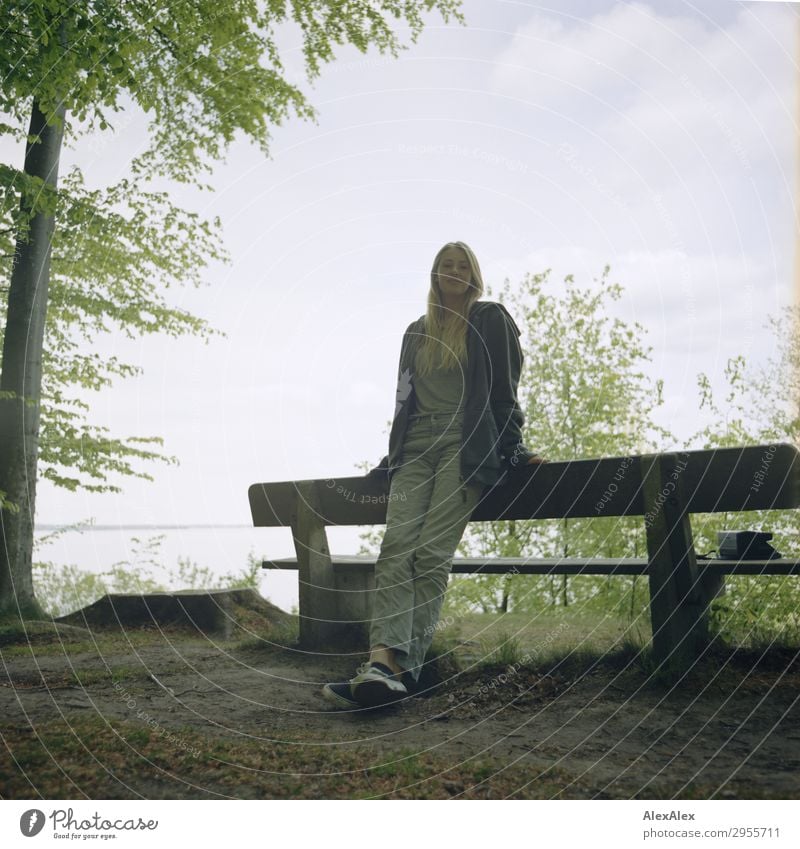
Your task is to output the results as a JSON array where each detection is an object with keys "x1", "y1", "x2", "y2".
[
  {"x1": 321, "y1": 680, "x2": 361, "y2": 710},
  {"x1": 349, "y1": 661, "x2": 408, "y2": 707},
  {"x1": 401, "y1": 671, "x2": 420, "y2": 695}
]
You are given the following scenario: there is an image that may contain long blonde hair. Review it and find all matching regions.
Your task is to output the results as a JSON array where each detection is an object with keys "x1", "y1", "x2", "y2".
[{"x1": 414, "y1": 241, "x2": 485, "y2": 377}]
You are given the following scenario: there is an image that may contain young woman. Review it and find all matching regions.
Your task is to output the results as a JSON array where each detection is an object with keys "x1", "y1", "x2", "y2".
[{"x1": 322, "y1": 241, "x2": 545, "y2": 709}]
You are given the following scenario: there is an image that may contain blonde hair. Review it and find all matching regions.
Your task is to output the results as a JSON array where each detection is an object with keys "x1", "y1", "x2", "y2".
[{"x1": 414, "y1": 241, "x2": 485, "y2": 377}]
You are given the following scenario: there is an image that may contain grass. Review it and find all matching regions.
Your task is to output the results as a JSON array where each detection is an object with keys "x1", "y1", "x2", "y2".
[
  {"x1": 480, "y1": 630, "x2": 524, "y2": 667},
  {"x1": 452, "y1": 607, "x2": 645, "y2": 655},
  {"x1": 0, "y1": 615, "x2": 302, "y2": 659},
  {"x1": 431, "y1": 608, "x2": 649, "y2": 678},
  {"x1": 233, "y1": 618, "x2": 300, "y2": 651},
  {"x1": 0, "y1": 715, "x2": 596, "y2": 799},
  {"x1": 429, "y1": 607, "x2": 800, "y2": 690},
  {"x1": 0, "y1": 621, "x2": 226, "y2": 656}
]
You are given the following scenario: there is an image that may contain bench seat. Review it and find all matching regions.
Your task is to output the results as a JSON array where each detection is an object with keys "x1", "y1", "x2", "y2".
[
  {"x1": 261, "y1": 555, "x2": 800, "y2": 576},
  {"x1": 250, "y1": 443, "x2": 800, "y2": 672}
]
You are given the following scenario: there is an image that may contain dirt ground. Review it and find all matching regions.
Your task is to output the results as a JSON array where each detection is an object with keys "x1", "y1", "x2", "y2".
[{"x1": 1, "y1": 611, "x2": 798, "y2": 800}]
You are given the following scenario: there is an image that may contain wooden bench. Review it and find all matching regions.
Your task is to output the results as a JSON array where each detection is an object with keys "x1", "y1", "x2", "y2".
[{"x1": 248, "y1": 443, "x2": 800, "y2": 672}]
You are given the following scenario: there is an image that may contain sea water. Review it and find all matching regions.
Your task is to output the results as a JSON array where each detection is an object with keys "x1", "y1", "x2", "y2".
[{"x1": 31, "y1": 524, "x2": 367, "y2": 616}]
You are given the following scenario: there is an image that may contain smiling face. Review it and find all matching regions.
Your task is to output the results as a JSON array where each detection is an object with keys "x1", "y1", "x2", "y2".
[{"x1": 435, "y1": 246, "x2": 472, "y2": 300}]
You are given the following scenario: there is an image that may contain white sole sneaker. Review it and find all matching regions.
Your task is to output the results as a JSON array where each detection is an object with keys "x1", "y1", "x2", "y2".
[
  {"x1": 350, "y1": 662, "x2": 408, "y2": 708},
  {"x1": 321, "y1": 681, "x2": 361, "y2": 710}
]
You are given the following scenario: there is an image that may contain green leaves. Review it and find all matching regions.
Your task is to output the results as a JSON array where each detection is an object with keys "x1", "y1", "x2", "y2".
[
  {"x1": 0, "y1": 161, "x2": 226, "y2": 495},
  {"x1": 2, "y1": 0, "x2": 464, "y2": 184},
  {"x1": 687, "y1": 306, "x2": 800, "y2": 640},
  {"x1": 498, "y1": 265, "x2": 670, "y2": 465}
]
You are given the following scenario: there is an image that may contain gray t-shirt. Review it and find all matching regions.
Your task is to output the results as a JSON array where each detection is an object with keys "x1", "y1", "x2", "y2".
[{"x1": 412, "y1": 348, "x2": 467, "y2": 414}]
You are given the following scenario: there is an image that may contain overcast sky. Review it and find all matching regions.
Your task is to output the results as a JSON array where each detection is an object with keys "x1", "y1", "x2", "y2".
[{"x1": 3, "y1": 0, "x2": 798, "y2": 542}]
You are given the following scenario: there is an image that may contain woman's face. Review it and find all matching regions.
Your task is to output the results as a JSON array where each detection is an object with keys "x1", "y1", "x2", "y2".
[{"x1": 436, "y1": 247, "x2": 472, "y2": 299}]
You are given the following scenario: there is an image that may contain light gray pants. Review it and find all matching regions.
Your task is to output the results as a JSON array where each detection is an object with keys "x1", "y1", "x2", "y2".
[{"x1": 369, "y1": 411, "x2": 484, "y2": 682}]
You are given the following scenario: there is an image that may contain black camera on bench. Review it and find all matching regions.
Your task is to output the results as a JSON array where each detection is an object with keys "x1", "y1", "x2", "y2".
[{"x1": 717, "y1": 530, "x2": 782, "y2": 560}]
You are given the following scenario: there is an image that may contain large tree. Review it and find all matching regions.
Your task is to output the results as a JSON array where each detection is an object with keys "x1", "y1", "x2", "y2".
[
  {"x1": 0, "y1": 0, "x2": 463, "y2": 620},
  {"x1": 0, "y1": 166, "x2": 228, "y2": 496}
]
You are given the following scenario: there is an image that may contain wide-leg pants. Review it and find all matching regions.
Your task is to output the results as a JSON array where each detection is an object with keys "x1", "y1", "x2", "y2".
[{"x1": 368, "y1": 411, "x2": 484, "y2": 682}]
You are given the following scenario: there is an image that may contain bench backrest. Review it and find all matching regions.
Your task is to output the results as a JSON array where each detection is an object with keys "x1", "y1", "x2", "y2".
[{"x1": 249, "y1": 443, "x2": 800, "y2": 528}]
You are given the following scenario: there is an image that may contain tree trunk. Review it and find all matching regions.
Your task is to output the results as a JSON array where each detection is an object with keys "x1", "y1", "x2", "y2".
[
  {"x1": 500, "y1": 519, "x2": 516, "y2": 613},
  {"x1": 561, "y1": 517, "x2": 569, "y2": 606},
  {"x1": 500, "y1": 576, "x2": 510, "y2": 613},
  {"x1": 0, "y1": 95, "x2": 66, "y2": 620}
]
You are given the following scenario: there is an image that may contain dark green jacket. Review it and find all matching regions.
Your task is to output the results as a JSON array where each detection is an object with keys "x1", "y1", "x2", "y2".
[{"x1": 368, "y1": 300, "x2": 538, "y2": 490}]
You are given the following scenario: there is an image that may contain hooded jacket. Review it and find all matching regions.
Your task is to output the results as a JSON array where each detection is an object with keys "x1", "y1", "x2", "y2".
[{"x1": 367, "y1": 300, "x2": 538, "y2": 491}]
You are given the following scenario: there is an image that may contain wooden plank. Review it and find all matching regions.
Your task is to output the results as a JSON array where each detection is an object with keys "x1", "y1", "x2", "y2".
[
  {"x1": 696, "y1": 560, "x2": 800, "y2": 575},
  {"x1": 642, "y1": 452, "x2": 708, "y2": 670},
  {"x1": 290, "y1": 482, "x2": 340, "y2": 648},
  {"x1": 249, "y1": 443, "x2": 800, "y2": 526},
  {"x1": 264, "y1": 556, "x2": 652, "y2": 574},
  {"x1": 261, "y1": 555, "x2": 800, "y2": 575},
  {"x1": 289, "y1": 482, "x2": 372, "y2": 650},
  {"x1": 249, "y1": 476, "x2": 392, "y2": 527}
]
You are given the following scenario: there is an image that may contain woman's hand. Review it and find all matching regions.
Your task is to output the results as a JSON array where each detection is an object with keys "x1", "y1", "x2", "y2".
[{"x1": 527, "y1": 454, "x2": 547, "y2": 465}]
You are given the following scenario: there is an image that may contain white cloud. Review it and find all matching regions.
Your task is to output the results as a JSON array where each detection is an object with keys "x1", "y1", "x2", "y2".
[
  {"x1": 491, "y1": 1, "x2": 796, "y2": 177},
  {"x1": 491, "y1": 3, "x2": 707, "y2": 102}
]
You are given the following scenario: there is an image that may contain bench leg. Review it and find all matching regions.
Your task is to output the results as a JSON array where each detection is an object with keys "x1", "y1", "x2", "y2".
[
  {"x1": 699, "y1": 570, "x2": 726, "y2": 605},
  {"x1": 290, "y1": 482, "x2": 370, "y2": 652},
  {"x1": 642, "y1": 452, "x2": 709, "y2": 674}
]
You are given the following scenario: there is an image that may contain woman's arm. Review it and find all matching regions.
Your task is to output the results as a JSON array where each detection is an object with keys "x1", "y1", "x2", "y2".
[
  {"x1": 366, "y1": 453, "x2": 390, "y2": 478},
  {"x1": 485, "y1": 302, "x2": 542, "y2": 469},
  {"x1": 366, "y1": 320, "x2": 416, "y2": 478}
]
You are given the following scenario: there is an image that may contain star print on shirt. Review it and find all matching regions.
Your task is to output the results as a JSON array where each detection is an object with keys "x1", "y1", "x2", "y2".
[{"x1": 394, "y1": 367, "x2": 412, "y2": 420}]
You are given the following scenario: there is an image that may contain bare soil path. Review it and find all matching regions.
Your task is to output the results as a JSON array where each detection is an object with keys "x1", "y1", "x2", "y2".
[{"x1": 1, "y1": 618, "x2": 797, "y2": 799}]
